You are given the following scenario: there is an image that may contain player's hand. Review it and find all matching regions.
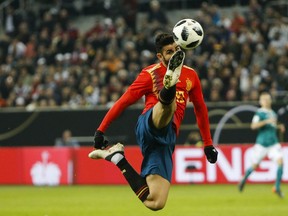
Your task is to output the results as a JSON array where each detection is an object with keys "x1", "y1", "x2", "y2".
[
  {"x1": 204, "y1": 145, "x2": 218, "y2": 164},
  {"x1": 94, "y1": 130, "x2": 108, "y2": 149},
  {"x1": 278, "y1": 123, "x2": 285, "y2": 133},
  {"x1": 266, "y1": 117, "x2": 276, "y2": 125}
]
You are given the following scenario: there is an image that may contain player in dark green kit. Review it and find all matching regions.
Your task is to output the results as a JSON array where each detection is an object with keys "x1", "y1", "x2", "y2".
[{"x1": 238, "y1": 92, "x2": 285, "y2": 198}]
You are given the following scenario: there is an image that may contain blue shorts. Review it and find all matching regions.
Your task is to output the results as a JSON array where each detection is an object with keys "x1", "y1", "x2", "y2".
[{"x1": 135, "y1": 108, "x2": 176, "y2": 182}]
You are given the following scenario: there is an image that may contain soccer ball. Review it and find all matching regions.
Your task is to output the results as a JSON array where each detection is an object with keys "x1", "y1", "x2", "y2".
[{"x1": 172, "y1": 18, "x2": 204, "y2": 50}]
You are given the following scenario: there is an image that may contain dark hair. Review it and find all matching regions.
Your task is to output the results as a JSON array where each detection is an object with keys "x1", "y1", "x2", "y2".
[
  {"x1": 260, "y1": 91, "x2": 271, "y2": 97},
  {"x1": 155, "y1": 33, "x2": 174, "y2": 53}
]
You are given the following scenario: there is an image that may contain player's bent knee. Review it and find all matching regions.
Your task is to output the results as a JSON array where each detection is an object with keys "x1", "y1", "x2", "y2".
[
  {"x1": 145, "y1": 200, "x2": 166, "y2": 211},
  {"x1": 144, "y1": 174, "x2": 170, "y2": 211}
]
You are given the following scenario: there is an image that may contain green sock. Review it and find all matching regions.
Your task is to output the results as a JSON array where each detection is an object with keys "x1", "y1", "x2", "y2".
[
  {"x1": 275, "y1": 165, "x2": 283, "y2": 191},
  {"x1": 242, "y1": 167, "x2": 254, "y2": 183}
]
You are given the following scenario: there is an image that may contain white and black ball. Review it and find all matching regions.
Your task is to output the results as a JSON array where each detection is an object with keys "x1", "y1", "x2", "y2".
[{"x1": 172, "y1": 18, "x2": 204, "y2": 50}]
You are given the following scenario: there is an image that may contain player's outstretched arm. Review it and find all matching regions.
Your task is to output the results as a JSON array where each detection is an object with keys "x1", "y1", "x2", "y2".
[
  {"x1": 93, "y1": 80, "x2": 147, "y2": 149},
  {"x1": 189, "y1": 75, "x2": 218, "y2": 164}
]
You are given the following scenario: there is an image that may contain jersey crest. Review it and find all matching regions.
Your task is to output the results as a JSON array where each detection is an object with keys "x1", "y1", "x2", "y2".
[{"x1": 186, "y1": 78, "x2": 192, "y2": 91}]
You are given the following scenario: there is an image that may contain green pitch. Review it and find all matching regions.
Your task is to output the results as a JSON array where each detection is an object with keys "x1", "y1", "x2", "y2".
[{"x1": 0, "y1": 184, "x2": 287, "y2": 216}]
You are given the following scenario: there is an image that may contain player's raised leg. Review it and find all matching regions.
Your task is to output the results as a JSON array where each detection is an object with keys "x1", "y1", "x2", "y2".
[
  {"x1": 154, "y1": 50, "x2": 185, "y2": 129},
  {"x1": 162, "y1": 49, "x2": 185, "y2": 89},
  {"x1": 138, "y1": 50, "x2": 185, "y2": 209},
  {"x1": 238, "y1": 165, "x2": 256, "y2": 192},
  {"x1": 140, "y1": 50, "x2": 185, "y2": 209},
  {"x1": 239, "y1": 144, "x2": 266, "y2": 192}
]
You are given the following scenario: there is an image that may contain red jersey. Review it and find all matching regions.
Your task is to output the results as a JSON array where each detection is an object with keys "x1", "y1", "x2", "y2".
[{"x1": 98, "y1": 62, "x2": 213, "y2": 146}]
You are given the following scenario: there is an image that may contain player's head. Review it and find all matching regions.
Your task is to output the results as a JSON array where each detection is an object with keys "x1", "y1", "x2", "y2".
[
  {"x1": 155, "y1": 33, "x2": 180, "y2": 66},
  {"x1": 155, "y1": 33, "x2": 175, "y2": 53},
  {"x1": 259, "y1": 92, "x2": 272, "y2": 108}
]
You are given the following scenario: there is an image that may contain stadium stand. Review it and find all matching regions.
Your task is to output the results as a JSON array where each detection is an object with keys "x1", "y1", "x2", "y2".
[{"x1": 0, "y1": 0, "x2": 287, "y2": 109}]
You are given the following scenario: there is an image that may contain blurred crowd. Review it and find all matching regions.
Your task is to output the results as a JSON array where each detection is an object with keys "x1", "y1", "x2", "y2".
[{"x1": 0, "y1": 0, "x2": 287, "y2": 109}]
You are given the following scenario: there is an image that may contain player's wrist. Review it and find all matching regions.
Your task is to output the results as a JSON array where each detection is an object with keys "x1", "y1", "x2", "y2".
[
  {"x1": 203, "y1": 143, "x2": 213, "y2": 148},
  {"x1": 96, "y1": 130, "x2": 104, "y2": 135}
]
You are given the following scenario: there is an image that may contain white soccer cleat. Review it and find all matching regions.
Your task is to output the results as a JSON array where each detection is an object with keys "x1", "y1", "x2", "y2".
[
  {"x1": 88, "y1": 143, "x2": 124, "y2": 161},
  {"x1": 163, "y1": 50, "x2": 185, "y2": 89}
]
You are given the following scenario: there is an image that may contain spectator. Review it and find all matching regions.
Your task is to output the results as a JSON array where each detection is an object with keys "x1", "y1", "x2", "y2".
[
  {"x1": 121, "y1": 0, "x2": 138, "y2": 33},
  {"x1": 147, "y1": 0, "x2": 169, "y2": 26},
  {"x1": 0, "y1": 92, "x2": 7, "y2": 107},
  {"x1": 275, "y1": 65, "x2": 288, "y2": 91},
  {"x1": 55, "y1": 129, "x2": 80, "y2": 148},
  {"x1": 251, "y1": 43, "x2": 268, "y2": 69},
  {"x1": 1, "y1": 1, "x2": 287, "y2": 108},
  {"x1": 184, "y1": 131, "x2": 203, "y2": 147},
  {"x1": 7, "y1": 37, "x2": 26, "y2": 59},
  {"x1": 230, "y1": 10, "x2": 245, "y2": 34},
  {"x1": 3, "y1": 6, "x2": 21, "y2": 37}
]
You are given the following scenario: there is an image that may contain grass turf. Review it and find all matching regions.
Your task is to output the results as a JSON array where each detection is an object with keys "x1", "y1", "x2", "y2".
[{"x1": 0, "y1": 184, "x2": 287, "y2": 216}]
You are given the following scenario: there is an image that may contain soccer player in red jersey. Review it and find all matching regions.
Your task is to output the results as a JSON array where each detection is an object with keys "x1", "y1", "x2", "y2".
[{"x1": 89, "y1": 33, "x2": 218, "y2": 210}]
